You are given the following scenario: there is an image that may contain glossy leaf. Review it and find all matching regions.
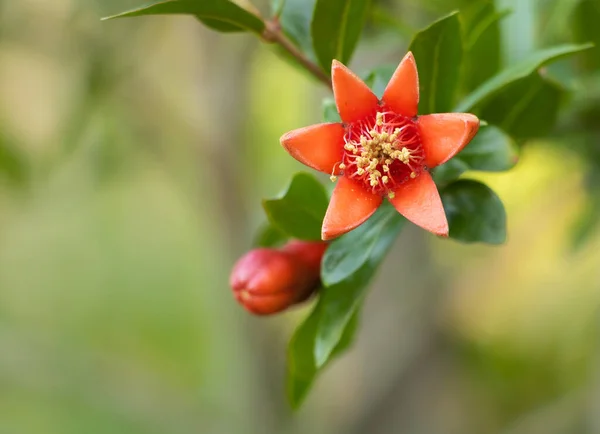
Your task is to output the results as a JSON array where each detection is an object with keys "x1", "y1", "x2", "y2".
[
  {"x1": 316, "y1": 206, "x2": 402, "y2": 367},
  {"x1": 496, "y1": 0, "x2": 535, "y2": 65},
  {"x1": 102, "y1": 0, "x2": 265, "y2": 34},
  {"x1": 433, "y1": 126, "x2": 517, "y2": 185},
  {"x1": 460, "y1": 1, "x2": 507, "y2": 92},
  {"x1": 271, "y1": 0, "x2": 286, "y2": 17},
  {"x1": 478, "y1": 72, "x2": 564, "y2": 140},
  {"x1": 362, "y1": 65, "x2": 395, "y2": 98},
  {"x1": 321, "y1": 203, "x2": 403, "y2": 286},
  {"x1": 433, "y1": 158, "x2": 470, "y2": 186},
  {"x1": 263, "y1": 172, "x2": 329, "y2": 241},
  {"x1": 573, "y1": 0, "x2": 600, "y2": 71},
  {"x1": 311, "y1": 0, "x2": 371, "y2": 72},
  {"x1": 253, "y1": 222, "x2": 288, "y2": 248},
  {"x1": 441, "y1": 180, "x2": 506, "y2": 244},
  {"x1": 557, "y1": 75, "x2": 600, "y2": 135},
  {"x1": 369, "y1": 4, "x2": 416, "y2": 39},
  {"x1": 322, "y1": 98, "x2": 341, "y2": 122},
  {"x1": 287, "y1": 306, "x2": 359, "y2": 408},
  {"x1": 287, "y1": 205, "x2": 402, "y2": 408},
  {"x1": 570, "y1": 186, "x2": 600, "y2": 251},
  {"x1": 456, "y1": 43, "x2": 593, "y2": 112},
  {"x1": 408, "y1": 12, "x2": 463, "y2": 114},
  {"x1": 279, "y1": 0, "x2": 317, "y2": 57},
  {"x1": 457, "y1": 125, "x2": 518, "y2": 171}
]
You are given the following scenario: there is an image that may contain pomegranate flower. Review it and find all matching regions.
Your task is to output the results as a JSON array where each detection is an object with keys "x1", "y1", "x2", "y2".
[{"x1": 280, "y1": 52, "x2": 480, "y2": 240}]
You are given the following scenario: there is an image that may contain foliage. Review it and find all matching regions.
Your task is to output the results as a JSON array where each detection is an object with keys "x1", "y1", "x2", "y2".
[{"x1": 102, "y1": 0, "x2": 595, "y2": 409}]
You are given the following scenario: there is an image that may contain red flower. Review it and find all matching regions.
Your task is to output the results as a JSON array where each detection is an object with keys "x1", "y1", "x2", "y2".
[
  {"x1": 280, "y1": 52, "x2": 480, "y2": 240},
  {"x1": 230, "y1": 241, "x2": 327, "y2": 316}
]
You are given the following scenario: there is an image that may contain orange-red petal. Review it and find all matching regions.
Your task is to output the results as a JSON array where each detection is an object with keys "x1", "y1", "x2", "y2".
[
  {"x1": 388, "y1": 171, "x2": 448, "y2": 236},
  {"x1": 322, "y1": 176, "x2": 382, "y2": 240},
  {"x1": 332, "y1": 60, "x2": 380, "y2": 124},
  {"x1": 280, "y1": 123, "x2": 345, "y2": 174},
  {"x1": 382, "y1": 52, "x2": 419, "y2": 118},
  {"x1": 418, "y1": 113, "x2": 480, "y2": 168}
]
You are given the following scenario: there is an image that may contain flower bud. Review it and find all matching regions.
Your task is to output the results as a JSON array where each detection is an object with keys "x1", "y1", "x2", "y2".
[
  {"x1": 280, "y1": 240, "x2": 328, "y2": 302},
  {"x1": 230, "y1": 241, "x2": 328, "y2": 316}
]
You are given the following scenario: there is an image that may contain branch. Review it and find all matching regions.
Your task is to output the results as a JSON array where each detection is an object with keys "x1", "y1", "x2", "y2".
[{"x1": 263, "y1": 19, "x2": 332, "y2": 90}]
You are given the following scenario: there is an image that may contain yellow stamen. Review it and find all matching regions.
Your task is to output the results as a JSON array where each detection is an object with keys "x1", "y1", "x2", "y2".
[{"x1": 340, "y1": 111, "x2": 423, "y2": 192}]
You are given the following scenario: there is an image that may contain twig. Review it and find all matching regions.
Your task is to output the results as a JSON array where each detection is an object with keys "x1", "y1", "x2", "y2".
[{"x1": 263, "y1": 18, "x2": 332, "y2": 90}]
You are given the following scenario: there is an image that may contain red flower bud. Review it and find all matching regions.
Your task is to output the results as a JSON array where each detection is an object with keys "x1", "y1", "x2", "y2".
[
  {"x1": 281, "y1": 240, "x2": 328, "y2": 271},
  {"x1": 280, "y1": 240, "x2": 328, "y2": 302},
  {"x1": 230, "y1": 241, "x2": 328, "y2": 316}
]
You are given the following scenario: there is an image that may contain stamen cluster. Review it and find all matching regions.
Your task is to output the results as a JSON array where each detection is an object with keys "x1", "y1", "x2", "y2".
[{"x1": 333, "y1": 111, "x2": 424, "y2": 198}]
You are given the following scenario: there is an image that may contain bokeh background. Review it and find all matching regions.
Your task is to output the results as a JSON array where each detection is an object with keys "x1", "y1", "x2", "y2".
[{"x1": 1, "y1": 0, "x2": 600, "y2": 433}]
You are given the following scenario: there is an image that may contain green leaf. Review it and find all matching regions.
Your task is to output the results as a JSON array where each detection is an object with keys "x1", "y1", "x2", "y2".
[
  {"x1": 315, "y1": 208, "x2": 402, "y2": 367},
  {"x1": 278, "y1": 0, "x2": 316, "y2": 58},
  {"x1": 321, "y1": 203, "x2": 403, "y2": 286},
  {"x1": 287, "y1": 204, "x2": 403, "y2": 408},
  {"x1": 362, "y1": 65, "x2": 395, "y2": 98},
  {"x1": 455, "y1": 43, "x2": 593, "y2": 112},
  {"x1": 253, "y1": 222, "x2": 288, "y2": 248},
  {"x1": 408, "y1": 12, "x2": 463, "y2": 114},
  {"x1": 433, "y1": 158, "x2": 470, "y2": 185},
  {"x1": 460, "y1": 1, "x2": 507, "y2": 92},
  {"x1": 263, "y1": 172, "x2": 329, "y2": 241},
  {"x1": 478, "y1": 72, "x2": 564, "y2": 140},
  {"x1": 496, "y1": 0, "x2": 535, "y2": 65},
  {"x1": 271, "y1": 0, "x2": 286, "y2": 17},
  {"x1": 287, "y1": 304, "x2": 322, "y2": 408},
  {"x1": 287, "y1": 305, "x2": 360, "y2": 408},
  {"x1": 441, "y1": 180, "x2": 507, "y2": 244},
  {"x1": 311, "y1": 0, "x2": 371, "y2": 72},
  {"x1": 434, "y1": 126, "x2": 518, "y2": 184},
  {"x1": 102, "y1": 0, "x2": 266, "y2": 34},
  {"x1": 457, "y1": 125, "x2": 518, "y2": 171},
  {"x1": 369, "y1": 4, "x2": 416, "y2": 39},
  {"x1": 557, "y1": 74, "x2": 600, "y2": 135},
  {"x1": 322, "y1": 98, "x2": 341, "y2": 122},
  {"x1": 570, "y1": 186, "x2": 600, "y2": 251},
  {"x1": 573, "y1": 0, "x2": 600, "y2": 71}
]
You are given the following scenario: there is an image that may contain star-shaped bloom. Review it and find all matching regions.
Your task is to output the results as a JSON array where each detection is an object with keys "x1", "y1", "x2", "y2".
[{"x1": 280, "y1": 52, "x2": 480, "y2": 240}]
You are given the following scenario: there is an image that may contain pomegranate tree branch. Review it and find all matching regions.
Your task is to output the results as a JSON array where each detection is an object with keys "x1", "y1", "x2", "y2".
[{"x1": 263, "y1": 19, "x2": 333, "y2": 90}]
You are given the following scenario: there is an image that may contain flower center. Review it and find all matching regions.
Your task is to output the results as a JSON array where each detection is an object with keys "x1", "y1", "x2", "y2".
[{"x1": 332, "y1": 111, "x2": 424, "y2": 198}]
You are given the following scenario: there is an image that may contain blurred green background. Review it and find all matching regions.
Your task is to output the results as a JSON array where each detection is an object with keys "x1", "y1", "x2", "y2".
[{"x1": 1, "y1": 0, "x2": 600, "y2": 433}]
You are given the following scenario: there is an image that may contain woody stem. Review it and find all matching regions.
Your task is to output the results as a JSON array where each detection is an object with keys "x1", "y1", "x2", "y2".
[{"x1": 263, "y1": 19, "x2": 333, "y2": 90}]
